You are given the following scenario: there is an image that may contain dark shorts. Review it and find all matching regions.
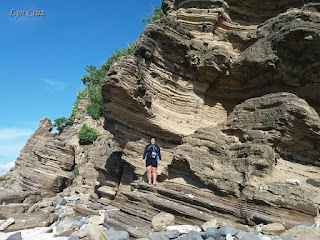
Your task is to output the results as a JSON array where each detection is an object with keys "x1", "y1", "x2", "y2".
[{"x1": 146, "y1": 158, "x2": 158, "y2": 168}]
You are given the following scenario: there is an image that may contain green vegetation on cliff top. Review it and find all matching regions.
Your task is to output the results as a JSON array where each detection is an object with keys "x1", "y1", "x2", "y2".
[{"x1": 53, "y1": 7, "x2": 164, "y2": 134}]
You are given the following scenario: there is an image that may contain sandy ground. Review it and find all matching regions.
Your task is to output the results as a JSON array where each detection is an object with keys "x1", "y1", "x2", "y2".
[{"x1": 0, "y1": 226, "x2": 68, "y2": 240}]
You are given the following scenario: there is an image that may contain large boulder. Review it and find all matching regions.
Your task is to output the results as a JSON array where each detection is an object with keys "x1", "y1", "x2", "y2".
[
  {"x1": 0, "y1": 217, "x2": 15, "y2": 231},
  {"x1": 152, "y1": 212, "x2": 175, "y2": 232},
  {"x1": 6, "y1": 232, "x2": 22, "y2": 240},
  {"x1": 201, "y1": 219, "x2": 218, "y2": 231},
  {"x1": 105, "y1": 227, "x2": 130, "y2": 240},
  {"x1": 86, "y1": 225, "x2": 109, "y2": 240}
]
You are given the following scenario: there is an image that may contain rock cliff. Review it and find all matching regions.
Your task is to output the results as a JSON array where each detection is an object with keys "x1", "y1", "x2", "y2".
[{"x1": 1, "y1": 0, "x2": 320, "y2": 237}]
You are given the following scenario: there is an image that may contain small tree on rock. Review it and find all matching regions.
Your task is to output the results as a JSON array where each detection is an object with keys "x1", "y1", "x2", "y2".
[{"x1": 78, "y1": 124, "x2": 99, "y2": 145}]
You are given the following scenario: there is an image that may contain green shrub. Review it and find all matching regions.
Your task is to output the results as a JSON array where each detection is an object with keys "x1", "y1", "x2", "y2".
[
  {"x1": 78, "y1": 124, "x2": 99, "y2": 145},
  {"x1": 74, "y1": 165, "x2": 79, "y2": 175},
  {"x1": 194, "y1": 51, "x2": 205, "y2": 59},
  {"x1": 68, "y1": 88, "x2": 87, "y2": 125},
  {"x1": 81, "y1": 43, "x2": 135, "y2": 87},
  {"x1": 86, "y1": 87, "x2": 103, "y2": 120},
  {"x1": 81, "y1": 42, "x2": 135, "y2": 120},
  {"x1": 142, "y1": 7, "x2": 164, "y2": 23}
]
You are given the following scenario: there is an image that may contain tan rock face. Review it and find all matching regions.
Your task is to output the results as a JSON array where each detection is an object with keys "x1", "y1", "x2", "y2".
[
  {"x1": 99, "y1": 0, "x2": 320, "y2": 230},
  {"x1": 0, "y1": 96, "x2": 108, "y2": 206},
  {"x1": 172, "y1": 93, "x2": 320, "y2": 220},
  {"x1": 102, "y1": 0, "x2": 320, "y2": 182},
  {"x1": 1, "y1": 118, "x2": 74, "y2": 195}
]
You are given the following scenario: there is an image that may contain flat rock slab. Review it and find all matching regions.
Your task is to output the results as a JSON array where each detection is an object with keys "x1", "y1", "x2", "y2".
[
  {"x1": 0, "y1": 203, "x2": 30, "y2": 218},
  {"x1": 74, "y1": 204, "x2": 99, "y2": 216},
  {"x1": 166, "y1": 225, "x2": 201, "y2": 234},
  {"x1": 0, "y1": 191, "x2": 40, "y2": 205},
  {"x1": 261, "y1": 223, "x2": 285, "y2": 235},
  {"x1": 3, "y1": 212, "x2": 58, "y2": 232},
  {"x1": 281, "y1": 226, "x2": 320, "y2": 240}
]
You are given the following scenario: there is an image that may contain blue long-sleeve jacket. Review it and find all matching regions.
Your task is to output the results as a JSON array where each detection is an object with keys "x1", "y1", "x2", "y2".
[{"x1": 143, "y1": 144, "x2": 161, "y2": 161}]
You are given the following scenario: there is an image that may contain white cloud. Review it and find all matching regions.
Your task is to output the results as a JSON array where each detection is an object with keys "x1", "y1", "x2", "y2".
[
  {"x1": 0, "y1": 143, "x2": 26, "y2": 159},
  {"x1": 0, "y1": 127, "x2": 34, "y2": 175},
  {"x1": 44, "y1": 79, "x2": 65, "y2": 91},
  {"x1": 0, "y1": 128, "x2": 33, "y2": 141},
  {"x1": 19, "y1": 120, "x2": 39, "y2": 125},
  {"x1": 0, "y1": 160, "x2": 15, "y2": 171}
]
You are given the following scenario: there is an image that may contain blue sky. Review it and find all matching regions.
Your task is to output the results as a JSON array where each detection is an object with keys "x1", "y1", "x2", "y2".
[{"x1": 0, "y1": 0, "x2": 162, "y2": 175}]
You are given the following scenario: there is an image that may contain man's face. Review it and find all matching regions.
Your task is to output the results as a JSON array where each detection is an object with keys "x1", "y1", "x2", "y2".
[{"x1": 151, "y1": 138, "x2": 155, "y2": 145}]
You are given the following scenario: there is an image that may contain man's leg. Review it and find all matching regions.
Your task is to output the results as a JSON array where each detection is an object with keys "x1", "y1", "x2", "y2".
[
  {"x1": 147, "y1": 166, "x2": 152, "y2": 184},
  {"x1": 152, "y1": 167, "x2": 157, "y2": 185}
]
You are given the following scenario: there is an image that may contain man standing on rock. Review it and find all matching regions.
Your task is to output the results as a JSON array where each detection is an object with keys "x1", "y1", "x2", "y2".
[{"x1": 143, "y1": 137, "x2": 162, "y2": 187}]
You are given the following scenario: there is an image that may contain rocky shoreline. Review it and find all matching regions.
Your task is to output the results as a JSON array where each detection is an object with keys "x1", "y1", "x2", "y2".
[{"x1": 1, "y1": 186, "x2": 320, "y2": 240}]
